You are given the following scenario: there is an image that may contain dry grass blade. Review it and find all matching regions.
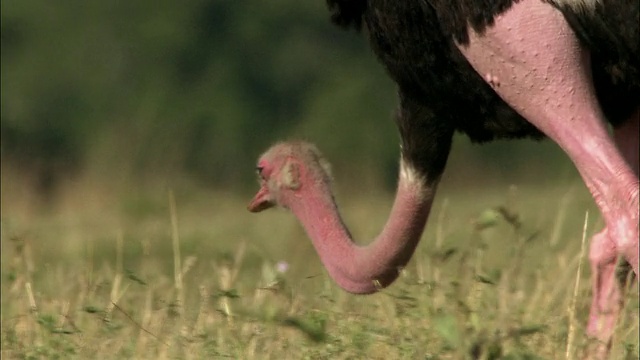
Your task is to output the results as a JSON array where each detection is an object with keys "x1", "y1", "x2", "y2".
[
  {"x1": 112, "y1": 301, "x2": 168, "y2": 346},
  {"x1": 104, "y1": 231, "x2": 126, "y2": 323},
  {"x1": 566, "y1": 211, "x2": 589, "y2": 359},
  {"x1": 169, "y1": 190, "x2": 184, "y2": 318}
]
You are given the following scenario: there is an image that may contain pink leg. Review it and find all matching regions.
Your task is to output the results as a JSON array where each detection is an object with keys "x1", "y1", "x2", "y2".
[
  {"x1": 587, "y1": 230, "x2": 621, "y2": 353},
  {"x1": 585, "y1": 112, "x2": 638, "y2": 355},
  {"x1": 613, "y1": 110, "x2": 639, "y2": 177},
  {"x1": 455, "y1": 0, "x2": 639, "y2": 351}
]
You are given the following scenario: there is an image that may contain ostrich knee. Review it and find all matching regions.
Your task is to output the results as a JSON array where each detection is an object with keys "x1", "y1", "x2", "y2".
[{"x1": 587, "y1": 230, "x2": 622, "y2": 343}]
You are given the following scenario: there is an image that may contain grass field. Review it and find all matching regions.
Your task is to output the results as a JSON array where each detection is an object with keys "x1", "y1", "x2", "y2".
[{"x1": 1, "y1": 171, "x2": 638, "y2": 359}]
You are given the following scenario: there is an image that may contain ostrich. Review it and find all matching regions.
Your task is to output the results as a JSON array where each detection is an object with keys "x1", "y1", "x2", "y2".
[{"x1": 248, "y1": 0, "x2": 639, "y2": 356}]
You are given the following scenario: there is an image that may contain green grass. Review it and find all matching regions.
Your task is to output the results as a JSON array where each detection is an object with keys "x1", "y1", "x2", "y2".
[{"x1": 1, "y1": 178, "x2": 638, "y2": 359}]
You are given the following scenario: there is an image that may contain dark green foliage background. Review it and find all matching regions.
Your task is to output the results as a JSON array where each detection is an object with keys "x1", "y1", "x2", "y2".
[{"x1": 1, "y1": 0, "x2": 571, "y2": 194}]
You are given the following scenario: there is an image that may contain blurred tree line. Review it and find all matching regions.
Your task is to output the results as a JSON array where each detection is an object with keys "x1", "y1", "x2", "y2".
[
  {"x1": 2, "y1": 0, "x2": 402, "y2": 194},
  {"x1": 1, "y1": 0, "x2": 572, "y2": 198}
]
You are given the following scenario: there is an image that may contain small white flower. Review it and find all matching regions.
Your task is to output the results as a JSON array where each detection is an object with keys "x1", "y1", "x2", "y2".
[{"x1": 276, "y1": 261, "x2": 289, "y2": 274}]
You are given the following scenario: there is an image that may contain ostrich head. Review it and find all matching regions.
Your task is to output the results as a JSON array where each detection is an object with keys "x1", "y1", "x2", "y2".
[
  {"x1": 247, "y1": 140, "x2": 436, "y2": 293},
  {"x1": 248, "y1": 141, "x2": 333, "y2": 212}
]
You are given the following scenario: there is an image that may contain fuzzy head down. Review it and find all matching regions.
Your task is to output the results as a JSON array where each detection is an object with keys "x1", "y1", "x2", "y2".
[{"x1": 248, "y1": 141, "x2": 333, "y2": 212}]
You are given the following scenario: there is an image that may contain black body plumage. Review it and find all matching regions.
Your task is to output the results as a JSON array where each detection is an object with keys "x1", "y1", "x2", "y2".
[{"x1": 326, "y1": 0, "x2": 640, "y2": 180}]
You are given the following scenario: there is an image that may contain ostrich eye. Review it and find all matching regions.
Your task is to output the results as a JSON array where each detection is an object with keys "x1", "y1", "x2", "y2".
[{"x1": 256, "y1": 166, "x2": 265, "y2": 180}]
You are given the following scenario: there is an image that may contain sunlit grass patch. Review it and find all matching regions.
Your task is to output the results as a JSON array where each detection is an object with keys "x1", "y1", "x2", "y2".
[{"x1": 1, "y1": 183, "x2": 638, "y2": 359}]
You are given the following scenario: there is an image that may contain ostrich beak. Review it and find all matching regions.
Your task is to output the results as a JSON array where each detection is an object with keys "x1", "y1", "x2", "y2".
[{"x1": 248, "y1": 185, "x2": 275, "y2": 212}]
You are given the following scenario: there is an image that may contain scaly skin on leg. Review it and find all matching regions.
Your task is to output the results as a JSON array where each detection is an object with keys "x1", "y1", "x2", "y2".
[
  {"x1": 455, "y1": 0, "x2": 639, "y2": 354},
  {"x1": 587, "y1": 230, "x2": 621, "y2": 356},
  {"x1": 613, "y1": 109, "x2": 639, "y2": 177},
  {"x1": 585, "y1": 111, "x2": 638, "y2": 357},
  {"x1": 611, "y1": 111, "x2": 640, "y2": 274}
]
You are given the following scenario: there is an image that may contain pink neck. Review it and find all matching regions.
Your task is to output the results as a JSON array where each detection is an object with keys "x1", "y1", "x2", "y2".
[{"x1": 288, "y1": 165, "x2": 435, "y2": 294}]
